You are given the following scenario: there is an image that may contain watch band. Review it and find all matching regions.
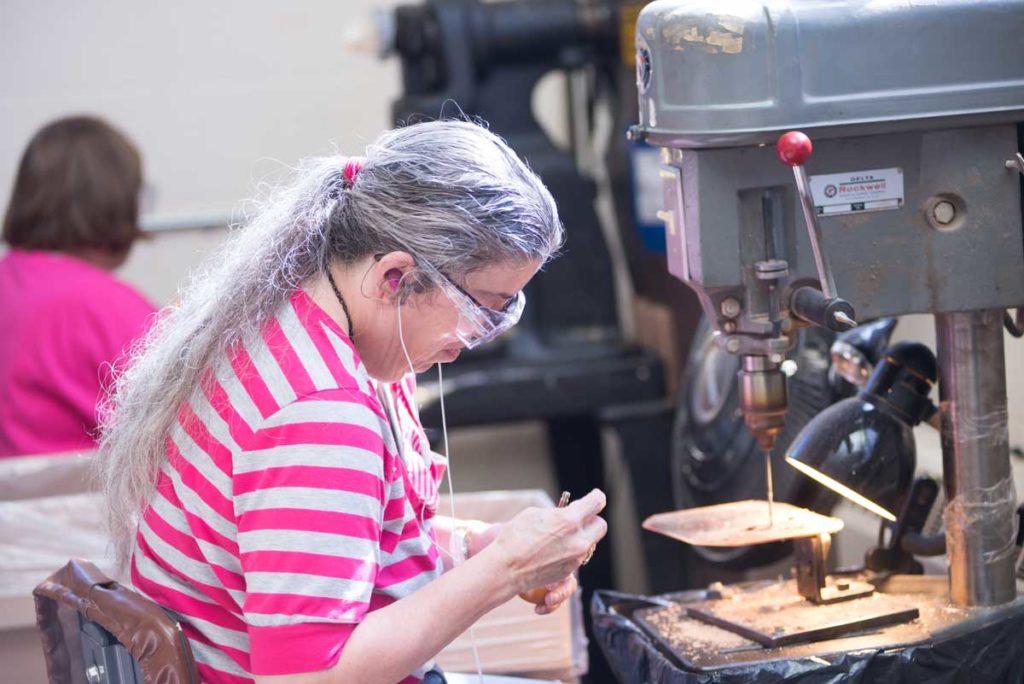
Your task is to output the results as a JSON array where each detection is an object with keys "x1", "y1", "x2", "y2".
[{"x1": 450, "y1": 525, "x2": 472, "y2": 566}]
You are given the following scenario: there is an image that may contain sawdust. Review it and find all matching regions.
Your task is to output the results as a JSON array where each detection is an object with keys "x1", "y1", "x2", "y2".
[
  {"x1": 691, "y1": 580, "x2": 918, "y2": 636},
  {"x1": 631, "y1": 578, "x2": 1001, "y2": 671},
  {"x1": 640, "y1": 602, "x2": 755, "y2": 653}
]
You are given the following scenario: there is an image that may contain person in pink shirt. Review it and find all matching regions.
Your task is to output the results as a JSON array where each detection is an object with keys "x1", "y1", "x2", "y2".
[
  {"x1": 0, "y1": 116, "x2": 157, "y2": 457},
  {"x1": 99, "y1": 121, "x2": 607, "y2": 684}
]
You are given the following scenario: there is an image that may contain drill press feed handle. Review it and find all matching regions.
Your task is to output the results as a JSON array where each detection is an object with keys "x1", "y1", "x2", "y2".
[
  {"x1": 776, "y1": 131, "x2": 813, "y2": 167},
  {"x1": 776, "y1": 131, "x2": 856, "y2": 330}
]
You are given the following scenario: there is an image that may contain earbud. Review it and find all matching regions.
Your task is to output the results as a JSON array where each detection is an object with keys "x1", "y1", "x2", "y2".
[{"x1": 386, "y1": 269, "x2": 401, "y2": 291}]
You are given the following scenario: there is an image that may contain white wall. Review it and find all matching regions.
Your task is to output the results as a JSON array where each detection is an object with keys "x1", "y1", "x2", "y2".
[
  {"x1": 2, "y1": 0, "x2": 402, "y2": 302},
  {"x1": 1, "y1": 0, "x2": 400, "y2": 222}
]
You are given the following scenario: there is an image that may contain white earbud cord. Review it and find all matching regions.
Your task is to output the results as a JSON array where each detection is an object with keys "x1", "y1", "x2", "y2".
[{"x1": 397, "y1": 304, "x2": 485, "y2": 683}]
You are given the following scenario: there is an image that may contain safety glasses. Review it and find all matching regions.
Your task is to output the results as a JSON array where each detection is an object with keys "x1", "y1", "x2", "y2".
[{"x1": 436, "y1": 273, "x2": 525, "y2": 349}]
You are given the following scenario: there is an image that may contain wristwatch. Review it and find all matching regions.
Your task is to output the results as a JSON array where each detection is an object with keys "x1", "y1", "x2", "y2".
[{"x1": 450, "y1": 525, "x2": 472, "y2": 566}]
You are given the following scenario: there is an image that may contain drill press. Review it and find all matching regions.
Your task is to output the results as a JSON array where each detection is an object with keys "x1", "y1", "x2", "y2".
[{"x1": 617, "y1": 0, "x2": 1024, "y2": 676}]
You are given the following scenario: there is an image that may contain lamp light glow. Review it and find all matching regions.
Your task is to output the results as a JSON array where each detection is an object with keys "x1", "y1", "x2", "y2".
[
  {"x1": 786, "y1": 456, "x2": 897, "y2": 521},
  {"x1": 785, "y1": 341, "x2": 937, "y2": 528}
]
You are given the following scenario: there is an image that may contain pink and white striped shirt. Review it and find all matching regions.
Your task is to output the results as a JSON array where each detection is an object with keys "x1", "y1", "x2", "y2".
[{"x1": 131, "y1": 289, "x2": 446, "y2": 683}]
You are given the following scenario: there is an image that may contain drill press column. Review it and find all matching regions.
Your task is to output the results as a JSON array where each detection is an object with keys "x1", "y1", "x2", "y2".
[{"x1": 936, "y1": 310, "x2": 1018, "y2": 607}]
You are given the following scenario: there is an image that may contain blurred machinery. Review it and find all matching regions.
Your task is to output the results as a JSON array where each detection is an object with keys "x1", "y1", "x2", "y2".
[
  {"x1": 599, "y1": 0, "x2": 1024, "y2": 679},
  {"x1": 377, "y1": 3, "x2": 679, "y2": 681}
]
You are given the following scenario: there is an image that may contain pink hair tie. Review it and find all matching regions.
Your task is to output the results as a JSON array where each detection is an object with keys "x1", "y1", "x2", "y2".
[{"x1": 342, "y1": 157, "x2": 364, "y2": 188}]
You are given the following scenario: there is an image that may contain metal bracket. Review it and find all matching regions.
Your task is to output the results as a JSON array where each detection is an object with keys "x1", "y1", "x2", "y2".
[
  {"x1": 793, "y1": 533, "x2": 875, "y2": 604},
  {"x1": 715, "y1": 332, "x2": 791, "y2": 357}
]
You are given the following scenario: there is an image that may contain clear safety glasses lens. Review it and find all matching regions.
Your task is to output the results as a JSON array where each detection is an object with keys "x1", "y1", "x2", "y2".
[{"x1": 441, "y1": 280, "x2": 525, "y2": 349}]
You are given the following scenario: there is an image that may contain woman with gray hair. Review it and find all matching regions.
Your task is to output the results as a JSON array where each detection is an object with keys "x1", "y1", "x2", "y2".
[{"x1": 98, "y1": 120, "x2": 608, "y2": 684}]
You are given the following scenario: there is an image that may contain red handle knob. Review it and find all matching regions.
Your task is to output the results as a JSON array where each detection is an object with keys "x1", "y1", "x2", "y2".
[{"x1": 776, "y1": 131, "x2": 813, "y2": 166}]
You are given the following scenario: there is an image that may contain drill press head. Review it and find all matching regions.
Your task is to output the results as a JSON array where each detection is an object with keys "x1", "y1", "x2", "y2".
[{"x1": 634, "y1": 0, "x2": 1024, "y2": 464}]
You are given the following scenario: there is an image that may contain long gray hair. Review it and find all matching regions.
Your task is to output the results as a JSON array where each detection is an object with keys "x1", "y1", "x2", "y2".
[{"x1": 98, "y1": 120, "x2": 563, "y2": 563}]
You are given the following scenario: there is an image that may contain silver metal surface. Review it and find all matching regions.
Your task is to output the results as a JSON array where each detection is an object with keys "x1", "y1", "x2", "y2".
[
  {"x1": 738, "y1": 355, "x2": 787, "y2": 452},
  {"x1": 1006, "y1": 152, "x2": 1024, "y2": 176},
  {"x1": 635, "y1": 0, "x2": 1024, "y2": 147},
  {"x1": 660, "y1": 125, "x2": 1024, "y2": 330},
  {"x1": 720, "y1": 297, "x2": 741, "y2": 318},
  {"x1": 935, "y1": 310, "x2": 1018, "y2": 607},
  {"x1": 833, "y1": 311, "x2": 856, "y2": 329},
  {"x1": 932, "y1": 201, "x2": 957, "y2": 225},
  {"x1": 830, "y1": 340, "x2": 873, "y2": 387},
  {"x1": 791, "y1": 165, "x2": 836, "y2": 300}
]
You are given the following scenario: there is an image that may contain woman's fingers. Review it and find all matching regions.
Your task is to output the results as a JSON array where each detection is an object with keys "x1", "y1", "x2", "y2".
[
  {"x1": 496, "y1": 490, "x2": 609, "y2": 595},
  {"x1": 545, "y1": 573, "x2": 575, "y2": 595},
  {"x1": 534, "y1": 574, "x2": 578, "y2": 615},
  {"x1": 546, "y1": 574, "x2": 577, "y2": 606},
  {"x1": 565, "y1": 489, "x2": 606, "y2": 525},
  {"x1": 581, "y1": 514, "x2": 608, "y2": 545}
]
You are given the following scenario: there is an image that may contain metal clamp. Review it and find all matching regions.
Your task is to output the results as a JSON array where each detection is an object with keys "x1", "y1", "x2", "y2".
[{"x1": 793, "y1": 533, "x2": 874, "y2": 604}]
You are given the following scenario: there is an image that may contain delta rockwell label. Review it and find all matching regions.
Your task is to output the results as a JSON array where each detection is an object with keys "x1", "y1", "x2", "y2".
[{"x1": 809, "y1": 167, "x2": 904, "y2": 216}]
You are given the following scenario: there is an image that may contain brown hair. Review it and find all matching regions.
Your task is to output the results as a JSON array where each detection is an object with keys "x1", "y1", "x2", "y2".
[{"x1": 3, "y1": 115, "x2": 144, "y2": 259}]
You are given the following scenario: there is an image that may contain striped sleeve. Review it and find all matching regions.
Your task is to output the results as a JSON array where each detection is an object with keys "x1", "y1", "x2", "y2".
[{"x1": 234, "y1": 389, "x2": 390, "y2": 676}]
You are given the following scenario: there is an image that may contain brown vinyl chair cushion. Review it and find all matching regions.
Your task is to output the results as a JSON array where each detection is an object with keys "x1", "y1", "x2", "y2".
[{"x1": 33, "y1": 558, "x2": 198, "y2": 684}]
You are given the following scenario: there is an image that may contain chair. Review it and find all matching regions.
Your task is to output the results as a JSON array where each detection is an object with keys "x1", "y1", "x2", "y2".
[{"x1": 33, "y1": 559, "x2": 197, "y2": 684}]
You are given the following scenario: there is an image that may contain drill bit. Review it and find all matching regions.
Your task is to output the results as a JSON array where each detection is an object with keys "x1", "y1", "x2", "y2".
[{"x1": 764, "y1": 448, "x2": 775, "y2": 527}]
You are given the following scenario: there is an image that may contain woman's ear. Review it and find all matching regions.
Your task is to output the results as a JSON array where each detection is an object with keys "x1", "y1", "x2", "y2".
[{"x1": 373, "y1": 251, "x2": 417, "y2": 301}]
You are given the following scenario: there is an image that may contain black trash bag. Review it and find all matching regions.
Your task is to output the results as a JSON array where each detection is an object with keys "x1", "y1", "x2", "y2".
[{"x1": 591, "y1": 590, "x2": 1024, "y2": 684}]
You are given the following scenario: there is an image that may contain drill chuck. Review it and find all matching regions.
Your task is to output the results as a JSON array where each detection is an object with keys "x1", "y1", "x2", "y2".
[{"x1": 738, "y1": 355, "x2": 788, "y2": 452}]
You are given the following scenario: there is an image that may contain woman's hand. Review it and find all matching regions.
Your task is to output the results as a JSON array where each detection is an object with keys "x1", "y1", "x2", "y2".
[
  {"x1": 530, "y1": 573, "x2": 577, "y2": 615},
  {"x1": 480, "y1": 489, "x2": 607, "y2": 599},
  {"x1": 466, "y1": 519, "x2": 575, "y2": 614}
]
